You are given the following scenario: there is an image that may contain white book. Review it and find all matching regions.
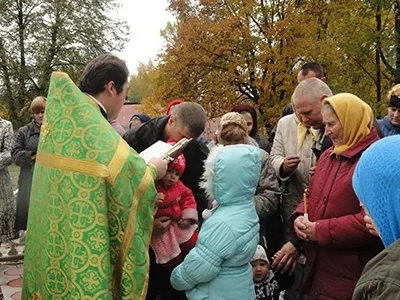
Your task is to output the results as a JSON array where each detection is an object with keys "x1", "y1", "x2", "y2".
[{"x1": 139, "y1": 138, "x2": 192, "y2": 164}]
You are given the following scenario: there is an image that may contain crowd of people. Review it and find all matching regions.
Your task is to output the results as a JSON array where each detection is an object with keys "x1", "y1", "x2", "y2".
[{"x1": 0, "y1": 55, "x2": 399, "y2": 300}]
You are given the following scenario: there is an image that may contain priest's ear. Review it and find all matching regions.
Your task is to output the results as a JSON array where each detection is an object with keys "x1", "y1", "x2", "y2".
[{"x1": 105, "y1": 81, "x2": 115, "y2": 95}]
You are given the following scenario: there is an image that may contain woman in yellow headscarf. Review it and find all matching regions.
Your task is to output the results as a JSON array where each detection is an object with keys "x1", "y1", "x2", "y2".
[{"x1": 289, "y1": 93, "x2": 382, "y2": 300}]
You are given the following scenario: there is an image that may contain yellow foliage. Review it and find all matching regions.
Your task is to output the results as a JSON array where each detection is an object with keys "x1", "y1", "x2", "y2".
[
  {"x1": 140, "y1": 0, "x2": 396, "y2": 131},
  {"x1": 0, "y1": 102, "x2": 10, "y2": 119}
]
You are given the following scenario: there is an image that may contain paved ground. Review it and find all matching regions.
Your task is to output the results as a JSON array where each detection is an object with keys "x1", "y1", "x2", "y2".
[
  {"x1": 0, "y1": 241, "x2": 24, "y2": 300},
  {"x1": 0, "y1": 262, "x2": 22, "y2": 300}
]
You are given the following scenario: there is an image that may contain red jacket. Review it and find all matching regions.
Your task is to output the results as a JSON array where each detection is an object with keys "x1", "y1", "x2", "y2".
[
  {"x1": 290, "y1": 129, "x2": 382, "y2": 300},
  {"x1": 155, "y1": 180, "x2": 198, "y2": 221}
]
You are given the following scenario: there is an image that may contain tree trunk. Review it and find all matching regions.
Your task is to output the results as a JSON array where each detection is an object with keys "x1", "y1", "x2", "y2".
[
  {"x1": 395, "y1": 0, "x2": 400, "y2": 82},
  {"x1": 375, "y1": 1, "x2": 382, "y2": 102}
]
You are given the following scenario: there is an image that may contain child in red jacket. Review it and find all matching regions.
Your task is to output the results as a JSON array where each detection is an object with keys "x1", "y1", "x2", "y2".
[{"x1": 151, "y1": 153, "x2": 198, "y2": 268}]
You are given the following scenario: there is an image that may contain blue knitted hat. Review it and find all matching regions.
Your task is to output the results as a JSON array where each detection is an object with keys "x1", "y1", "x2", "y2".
[{"x1": 352, "y1": 135, "x2": 400, "y2": 247}]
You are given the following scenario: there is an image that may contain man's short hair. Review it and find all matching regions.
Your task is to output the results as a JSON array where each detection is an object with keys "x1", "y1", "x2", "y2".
[
  {"x1": 79, "y1": 54, "x2": 129, "y2": 96},
  {"x1": 173, "y1": 102, "x2": 206, "y2": 137},
  {"x1": 299, "y1": 62, "x2": 325, "y2": 80},
  {"x1": 292, "y1": 77, "x2": 333, "y2": 105}
]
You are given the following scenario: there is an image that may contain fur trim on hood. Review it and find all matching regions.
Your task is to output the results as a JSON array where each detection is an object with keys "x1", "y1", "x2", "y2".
[{"x1": 199, "y1": 144, "x2": 224, "y2": 201}]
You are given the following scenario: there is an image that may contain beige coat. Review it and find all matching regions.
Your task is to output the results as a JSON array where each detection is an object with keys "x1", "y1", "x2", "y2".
[{"x1": 270, "y1": 114, "x2": 315, "y2": 243}]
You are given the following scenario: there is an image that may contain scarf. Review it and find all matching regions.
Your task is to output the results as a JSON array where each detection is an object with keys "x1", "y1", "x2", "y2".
[
  {"x1": 297, "y1": 122, "x2": 317, "y2": 148},
  {"x1": 254, "y1": 271, "x2": 280, "y2": 300},
  {"x1": 323, "y1": 93, "x2": 373, "y2": 155}
]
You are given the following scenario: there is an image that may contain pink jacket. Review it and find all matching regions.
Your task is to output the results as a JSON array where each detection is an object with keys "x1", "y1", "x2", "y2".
[{"x1": 290, "y1": 129, "x2": 382, "y2": 300}]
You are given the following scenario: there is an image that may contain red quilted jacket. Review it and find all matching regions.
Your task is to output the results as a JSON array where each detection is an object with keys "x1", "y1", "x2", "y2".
[{"x1": 290, "y1": 129, "x2": 382, "y2": 300}]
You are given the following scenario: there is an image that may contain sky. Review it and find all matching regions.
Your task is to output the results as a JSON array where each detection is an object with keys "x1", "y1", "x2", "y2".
[{"x1": 114, "y1": 0, "x2": 175, "y2": 74}]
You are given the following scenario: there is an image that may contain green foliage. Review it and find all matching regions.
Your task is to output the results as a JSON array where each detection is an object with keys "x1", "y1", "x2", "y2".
[
  {"x1": 127, "y1": 60, "x2": 157, "y2": 103},
  {"x1": 0, "y1": 101, "x2": 10, "y2": 119},
  {"x1": 0, "y1": 0, "x2": 129, "y2": 128}
]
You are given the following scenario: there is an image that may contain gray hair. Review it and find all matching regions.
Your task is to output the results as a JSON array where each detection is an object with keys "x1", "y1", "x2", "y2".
[
  {"x1": 292, "y1": 77, "x2": 333, "y2": 105},
  {"x1": 174, "y1": 102, "x2": 207, "y2": 137},
  {"x1": 321, "y1": 102, "x2": 337, "y2": 117}
]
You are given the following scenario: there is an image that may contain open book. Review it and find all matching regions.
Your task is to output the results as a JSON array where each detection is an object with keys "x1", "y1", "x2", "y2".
[{"x1": 139, "y1": 138, "x2": 192, "y2": 164}]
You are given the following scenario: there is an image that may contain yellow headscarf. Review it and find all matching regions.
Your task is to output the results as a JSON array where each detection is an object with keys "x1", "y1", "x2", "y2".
[{"x1": 323, "y1": 93, "x2": 373, "y2": 155}]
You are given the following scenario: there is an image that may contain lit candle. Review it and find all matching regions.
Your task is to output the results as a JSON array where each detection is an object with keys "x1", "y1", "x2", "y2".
[{"x1": 303, "y1": 188, "x2": 309, "y2": 221}]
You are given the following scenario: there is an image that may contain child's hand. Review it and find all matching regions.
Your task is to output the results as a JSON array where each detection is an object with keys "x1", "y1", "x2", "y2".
[
  {"x1": 178, "y1": 219, "x2": 192, "y2": 229},
  {"x1": 155, "y1": 193, "x2": 164, "y2": 207}
]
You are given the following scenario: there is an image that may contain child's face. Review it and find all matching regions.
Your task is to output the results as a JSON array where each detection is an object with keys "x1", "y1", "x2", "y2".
[
  {"x1": 161, "y1": 167, "x2": 181, "y2": 188},
  {"x1": 251, "y1": 259, "x2": 269, "y2": 283}
]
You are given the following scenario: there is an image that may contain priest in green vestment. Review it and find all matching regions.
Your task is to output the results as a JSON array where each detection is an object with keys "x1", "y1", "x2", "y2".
[{"x1": 22, "y1": 71, "x2": 158, "y2": 300}]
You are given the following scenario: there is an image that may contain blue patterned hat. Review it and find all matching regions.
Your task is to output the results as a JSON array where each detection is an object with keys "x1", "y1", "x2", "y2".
[{"x1": 352, "y1": 135, "x2": 400, "y2": 247}]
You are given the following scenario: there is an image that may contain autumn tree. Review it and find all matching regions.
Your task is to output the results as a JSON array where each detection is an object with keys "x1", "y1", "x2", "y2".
[
  {"x1": 0, "y1": 0, "x2": 128, "y2": 127},
  {"x1": 155, "y1": 0, "x2": 397, "y2": 132},
  {"x1": 156, "y1": 0, "x2": 334, "y2": 130},
  {"x1": 127, "y1": 59, "x2": 158, "y2": 103}
]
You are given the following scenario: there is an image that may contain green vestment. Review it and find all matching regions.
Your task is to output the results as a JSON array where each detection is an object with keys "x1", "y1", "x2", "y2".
[{"x1": 22, "y1": 72, "x2": 157, "y2": 300}]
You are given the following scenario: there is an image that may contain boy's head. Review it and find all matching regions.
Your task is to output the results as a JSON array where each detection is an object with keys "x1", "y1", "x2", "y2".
[
  {"x1": 251, "y1": 244, "x2": 270, "y2": 283},
  {"x1": 161, "y1": 153, "x2": 186, "y2": 188},
  {"x1": 165, "y1": 102, "x2": 206, "y2": 142},
  {"x1": 217, "y1": 112, "x2": 248, "y2": 145}
]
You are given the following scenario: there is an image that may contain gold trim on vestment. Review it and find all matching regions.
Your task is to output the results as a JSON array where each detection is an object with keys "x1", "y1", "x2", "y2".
[
  {"x1": 112, "y1": 166, "x2": 154, "y2": 300},
  {"x1": 52, "y1": 71, "x2": 70, "y2": 78},
  {"x1": 36, "y1": 152, "x2": 109, "y2": 178},
  {"x1": 108, "y1": 140, "x2": 129, "y2": 185}
]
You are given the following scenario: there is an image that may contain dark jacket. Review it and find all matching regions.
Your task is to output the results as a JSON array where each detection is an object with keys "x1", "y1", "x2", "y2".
[
  {"x1": 11, "y1": 121, "x2": 40, "y2": 230},
  {"x1": 255, "y1": 136, "x2": 272, "y2": 154},
  {"x1": 377, "y1": 116, "x2": 400, "y2": 137},
  {"x1": 123, "y1": 116, "x2": 209, "y2": 221},
  {"x1": 352, "y1": 239, "x2": 400, "y2": 300},
  {"x1": 290, "y1": 128, "x2": 382, "y2": 300}
]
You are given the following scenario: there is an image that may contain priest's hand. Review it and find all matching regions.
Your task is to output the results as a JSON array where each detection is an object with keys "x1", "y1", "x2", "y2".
[{"x1": 149, "y1": 158, "x2": 168, "y2": 180}]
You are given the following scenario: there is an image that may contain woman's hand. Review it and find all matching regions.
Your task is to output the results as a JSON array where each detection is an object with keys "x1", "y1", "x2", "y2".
[
  {"x1": 364, "y1": 214, "x2": 379, "y2": 236},
  {"x1": 294, "y1": 215, "x2": 317, "y2": 241}
]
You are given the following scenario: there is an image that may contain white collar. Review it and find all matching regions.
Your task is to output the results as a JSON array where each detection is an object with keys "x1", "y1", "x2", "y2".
[{"x1": 87, "y1": 94, "x2": 107, "y2": 115}]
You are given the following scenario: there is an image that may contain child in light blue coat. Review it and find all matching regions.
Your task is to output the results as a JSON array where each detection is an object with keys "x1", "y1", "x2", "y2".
[{"x1": 170, "y1": 144, "x2": 261, "y2": 300}]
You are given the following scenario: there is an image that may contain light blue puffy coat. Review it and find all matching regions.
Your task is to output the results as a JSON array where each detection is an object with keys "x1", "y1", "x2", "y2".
[{"x1": 171, "y1": 144, "x2": 261, "y2": 300}]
